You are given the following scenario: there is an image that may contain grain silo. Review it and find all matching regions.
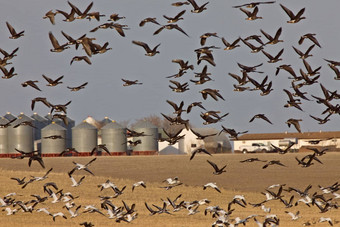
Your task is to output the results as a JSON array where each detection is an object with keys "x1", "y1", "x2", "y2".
[
  {"x1": 0, "y1": 117, "x2": 9, "y2": 155},
  {"x1": 41, "y1": 122, "x2": 66, "y2": 155},
  {"x1": 72, "y1": 121, "x2": 97, "y2": 154},
  {"x1": 101, "y1": 117, "x2": 113, "y2": 127},
  {"x1": 101, "y1": 120, "x2": 127, "y2": 154},
  {"x1": 8, "y1": 113, "x2": 34, "y2": 154},
  {"x1": 31, "y1": 113, "x2": 49, "y2": 141},
  {"x1": 132, "y1": 121, "x2": 158, "y2": 154}
]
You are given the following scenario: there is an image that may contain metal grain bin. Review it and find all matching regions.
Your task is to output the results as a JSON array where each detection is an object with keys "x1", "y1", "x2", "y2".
[
  {"x1": 41, "y1": 122, "x2": 66, "y2": 155},
  {"x1": 31, "y1": 113, "x2": 49, "y2": 141},
  {"x1": 101, "y1": 121, "x2": 127, "y2": 153},
  {"x1": 132, "y1": 121, "x2": 158, "y2": 153},
  {"x1": 72, "y1": 121, "x2": 97, "y2": 153},
  {"x1": 0, "y1": 117, "x2": 9, "y2": 154},
  {"x1": 8, "y1": 113, "x2": 34, "y2": 154}
]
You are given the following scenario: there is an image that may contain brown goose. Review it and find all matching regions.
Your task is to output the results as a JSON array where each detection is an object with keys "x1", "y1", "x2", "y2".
[
  {"x1": 139, "y1": 17, "x2": 160, "y2": 27},
  {"x1": 280, "y1": 4, "x2": 306, "y2": 23},
  {"x1": 249, "y1": 114, "x2": 272, "y2": 124},
  {"x1": 187, "y1": 0, "x2": 209, "y2": 13},
  {"x1": 70, "y1": 56, "x2": 91, "y2": 65},
  {"x1": 239, "y1": 6, "x2": 262, "y2": 20},
  {"x1": 299, "y1": 33, "x2": 321, "y2": 48},
  {"x1": 153, "y1": 23, "x2": 189, "y2": 37},
  {"x1": 233, "y1": 1, "x2": 276, "y2": 8},
  {"x1": 0, "y1": 47, "x2": 19, "y2": 61},
  {"x1": 199, "y1": 88, "x2": 224, "y2": 101},
  {"x1": 56, "y1": 8, "x2": 77, "y2": 22},
  {"x1": 43, "y1": 10, "x2": 57, "y2": 25},
  {"x1": 0, "y1": 66, "x2": 17, "y2": 79},
  {"x1": 262, "y1": 49, "x2": 284, "y2": 63},
  {"x1": 49, "y1": 32, "x2": 70, "y2": 52},
  {"x1": 31, "y1": 97, "x2": 51, "y2": 110},
  {"x1": 108, "y1": 13, "x2": 126, "y2": 21},
  {"x1": 221, "y1": 37, "x2": 241, "y2": 50},
  {"x1": 132, "y1": 40, "x2": 160, "y2": 56},
  {"x1": 260, "y1": 27, "x2": 283, "y2": 45},
  {"x1": 68, "y1": 1, "x2": 93, "y2": 20},
  {"x1": 163, "y1": 10, "x2": 186, "y2": 23},
  {"x1": 67, "y1": 82, "x2": 88, "y2": 91},
  {"x1": 285, "y1": 118, "x2": 302, "y2": 133},
  {"x1": 122, "y1": 79, "x2": 143, "y2": 86},
  {"x1": 6, "y1": 22, "x2": 24, "y2": 39},
  {"x1": 21, "y1": 80, "x2": 42, "y2": 91},
  {"x1": 42, "y1": 75, "x2": 64, "y2": 86}
]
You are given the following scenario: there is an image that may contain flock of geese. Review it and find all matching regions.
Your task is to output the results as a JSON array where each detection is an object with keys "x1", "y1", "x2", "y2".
[{"x1": 1, "y1": 0, "x2": 340, "y2": 226}]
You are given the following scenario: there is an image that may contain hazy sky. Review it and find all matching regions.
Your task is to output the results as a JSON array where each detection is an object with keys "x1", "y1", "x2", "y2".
[{"x1": 0, "y1": 0, "x2": 339, "y2": 134}]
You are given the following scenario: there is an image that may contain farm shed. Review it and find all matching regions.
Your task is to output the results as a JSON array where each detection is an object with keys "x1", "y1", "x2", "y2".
[{"x1": 233, "y1": 131, "x2": 340, "y2": 153}]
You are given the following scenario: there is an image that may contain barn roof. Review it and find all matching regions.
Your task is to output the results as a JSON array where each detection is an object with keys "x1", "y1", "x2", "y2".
[{"x1": 234, "y1": 131, "x2": 340, "y2": 141}]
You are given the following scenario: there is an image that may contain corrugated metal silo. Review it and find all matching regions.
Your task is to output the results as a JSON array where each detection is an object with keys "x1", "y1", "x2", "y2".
[
  {"x1": 101, "y1": 120, "x2": 127, "y2": 153},
  {"x1": 101, "y1": 117, "x2": 113, "y2": 127},
  {"x1": 31, "y1": 113, "x2": 49, "y2": 141},
  {"x1": 41, "y1": 122, "x2": 66, "y2": 155},
  {"x1": 132, "y1": 121, "x2": 158, "y2": 153},
  {"x1": 72, "y1": 121, "x2": 97, "y2": 153},
  {"x1": 0, "y1": 117, "x2": 9, "y2": 154},
  {"x1": 8, "y1": 113, "x2": 34, "y2": 154}
]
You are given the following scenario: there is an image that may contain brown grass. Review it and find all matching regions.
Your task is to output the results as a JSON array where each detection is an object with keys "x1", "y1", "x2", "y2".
[{"x1": 0, "y1": 153, "x2": 340, "y2": 226}]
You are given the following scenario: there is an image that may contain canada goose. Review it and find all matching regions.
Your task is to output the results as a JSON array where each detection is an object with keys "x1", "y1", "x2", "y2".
[
  {"x1": 186, "y1": 101, "x2": 206, "y2": 113},
  {"x1": 169, "y1": 80, "x2": 189, "y2": 92},
  {"x1": 249, "y1": 114, "x2": 272, "y2": 124},
  {"x1": 161, "y1": 113, "x2": 189, "y2": 129},
  {"x1": 190, "y1": 128, "x2": 217, "y2": 140},
  {"x1": 207, "y1": 160, "x2": 226, "y2": 175},
  {"x1": 61, "y1": 31, "x2": 86, "y2": 49},
  {"x1": 67, "y1": 82, "x2": 88, "y2": 91},
  {"x1": 70, "y1": 56, "x2": 92, "y2": 65},
  {"x1": 306, "y1": 147, "x2": 328, "y2": 156},
  {"x1": 108, "y1": 13, "x2": 125, "y2": 21},
  {"x1": 10, "y1": 177, "x2": 26, "y2": 185},
  {"x1": 59, "y1": 147, "x2": 79, "y2": 156},
  {"x1": 28, "y1": 154, "x2": 45, "y2": 168},
  {"x1": 68, "y1": 1, "x2": 93, "y2": 20},
  {"x1": 200, "y1": 32, "x2": 219, "y2": 46},
  {"x1": 13, "y1": 121, "x2": 37, "y2": 129},
  {"x1": 43, "y1": 10, "x2": 57, "y2": 25},
  {"x1": 50, "y1": 100, "x2": 72, "y2": 114},
  {"x1": 42, "y1": 75, "x2": 63, "y2": 86},
  {"x1": 86, "y1": 12, "x2": 105, "y2": 21},
  {"x1": 247, "y1": 75, "x2": 269, "y2": 91},
  {"x1": 239, "y1": 6, "x2": 262, "y2": 20},
  {"x1": 292, "y1": 44, "x2": 315, "y2": 59},
  {"x1": 122, "y1": 79, "x2": 143, "y2": 86},
  {"x1": 221, "y1": 37, "x2": 241, "y2": 50},
  {"x1": 241, "y1": 38, "x2": 264, "y2": 53},
  {"x1": 303, "y1": 59, "x2": 321, "y2": 77},
  {"x1": 6, "y1": 22, "x2": 24, "y2": 39},
  {"x1": 92, "y1": 42, "x2": 112, "y2": 54},
  {"x1": 260, "y1": 27, "x2": 283, "y2": 45},
  {"x1": 291, "y1": 81, "x2": 310, "y2": 101},
  {"x1": 309, "y1": 114, "x2": 331, "y2": 124},
  {"x1": 0, "y1": 47, "x2": 19, "y2": 61},
  {"x1": 228, "y1": 72, "x2": 248, "y2": 86},
  {"x1": 49, "y1": 32, "x2": 70, "y2": 52},
  {"x1": 238, "y1": 62, "x2": 263, "y2": 73},
  {"x1": 190, "y1": 148, "x2": 211, "y2": 160},
  {"x1": 262, "y1": 160, "x2": 286, "y2": 169},
  {"x1": 260, "y1": 80, "x2": 273, "y2": 96},
  {"x1": 283, "y1": 89, "x2": 303, "y2": 111},
  {"x1": 21, "y1": 80, "x2": 41, "y2": 91},
  {"x1": 271, "y1": 142, "x2": 295, "y2": 154},
  {"x1": 200, "y1": 112, "x2": 229, "y2": 125},
  {"x1": 285, "y1": 118, "x2": 302, "y2": 133},
  {"x1": 240, "y1": 158, "x2": 267, "y2": 163},
  {"x1": 199, "y1": 88, "x2": 224, "y2": 101},
  {"x1": 327, "y1": 64, "x2": 340, "y2": 80},
  {"x1": 203, "y1": 182, "x2": 221, "y2": 193},
  {"x1": 233, "y1": 1, "x2": 276, "y2": 8},
  {"x1": 91, "y1": 144, "x2": 111, "y2": 156},
  {"x1": 276, "y1": 64, "x2": 299, "y2": 79},
  {"x1": 172, "y1": 59, "x2": 194, "y2": 71},
  {"x1": 163, "y1": 10, "x2": 186, "y2": 23},
  {"x1": 159, "y1": 128, "x2": 184, "y2": 145},
  {"x1": 187, "y1": 0, "x2": 209, "y2": 13},
  {"x1": 244, "y1": 34, "x2": 264, "y2": 45},
  {"x1": 280, "y1": 4, "x2": 306, "y2": 23},
  {"x1": 166, "y1": 100, "x2": 185, "y2": 116},
  {"x1": 31, "y1": 97, "x2": 51, "y2": 110},
  {"x1": 52, "y1": 114, "x2": 69, "y2": 126},
  {"x1": 56, "y1": 8, "x2": 76, "y2": 22},
  {"x1": 153, "y1": 23, "x2": 189, "y2": 37},
  {"x1": 132, "y1": 40, "x2": 160, "y2": 56},
  {"x1": 139, "y1": 17, "x2": 160, "y2": 27},
  {"x1": 123, "y1": 140, "x2": 142, "y2": 147},
  {"x1": 132, "y1": 181, "x2": 146, "y2": 191},
  {"x1": 262, "y1": 48, "x2": 284, "y2": 63},
  {"x1": 219, "y1": 126, "x2": 248, "y2": 139},
  {"x1": 172, "y1": 1, "x2": 190, "y2": 7},
  {"x1": 0, "y1": 65, "x2": 17, "y2": 79},
  {"x1": 299, "y1": 33, "x2": 321, "y2": 48}
]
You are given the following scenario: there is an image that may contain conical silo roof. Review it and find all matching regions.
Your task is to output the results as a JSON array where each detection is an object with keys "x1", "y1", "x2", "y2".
[
  {"x1": 42, "y1": 122, "x2": 66, "y2": 131},
  {"x1": 102, "y1": 121, "x2": 124, "y2": 129},
  {"x1": 101, "y1": 117, "x2": 113, "y2": 126},
  {"x1": 3, "y1": 112, "x2": 17, "y2": 121},
  {"x1": 133, "y1": 121, "x2": 157, "y2": 129},
  {"x1": 73, "y1": 121, "x2": 97, "y2": 130},
  {"x1": 31, "y1": 113, "x2": 48, "y2": 122},
  {"x1": 13, "y1": 113, "x2": 33, "y2": 124},
  {"x1": 0, "y1": 117, "x2": 9, "y2": 125},
  {"x1": 44, "y1": 113, "x2": 53, "y2": 121}
]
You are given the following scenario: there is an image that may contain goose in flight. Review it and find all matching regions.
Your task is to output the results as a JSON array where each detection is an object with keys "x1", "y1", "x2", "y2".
[
  {"x1": 187, "y1": 0, "x2": 209, "y2": 13},
  {"x1": 132, "y1": 40, "x2": 160, "y2": 56},
  {"x1": 68, "y1": 171, "x2": 85, "y2": 187},
  {"x1": 42, "y1": 75, "x2": 64, "y2": 86},
  {"x1": 71, "y1": 158, "x2": 96, "y2": 175},
  {"x1": 203, "y1": 182, "x2": 221, "y2": 193},
  {"x1": 239, "y1": 6, "x2": 262, "y2": 21},
  {"x1": 6, "y1": 22, "x2": 24, "y2": 39},
  {"x1": 190, "y1": 148, "x2": 212, "y2": 160},
  {"x1": 132, "y1": 181, "x2": 146, "y2": 191},
  {"x1": 280, "y1": 4, "x2": 306, "y2": 23},
  {"x1": 21, "y1": 80, "x2": 42, "y2": 91},
  {"x1": 206, "y1": 160, "x2": 226, "y2": 175},
  {"x1": 49, "y1": 32, "x2": 70, "y2": 52}
]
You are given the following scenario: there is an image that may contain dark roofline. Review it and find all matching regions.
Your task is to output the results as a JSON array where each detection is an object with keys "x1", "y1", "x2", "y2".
[{"x1": 233, "y1": 131, "x2": 340, "y2": 141}]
